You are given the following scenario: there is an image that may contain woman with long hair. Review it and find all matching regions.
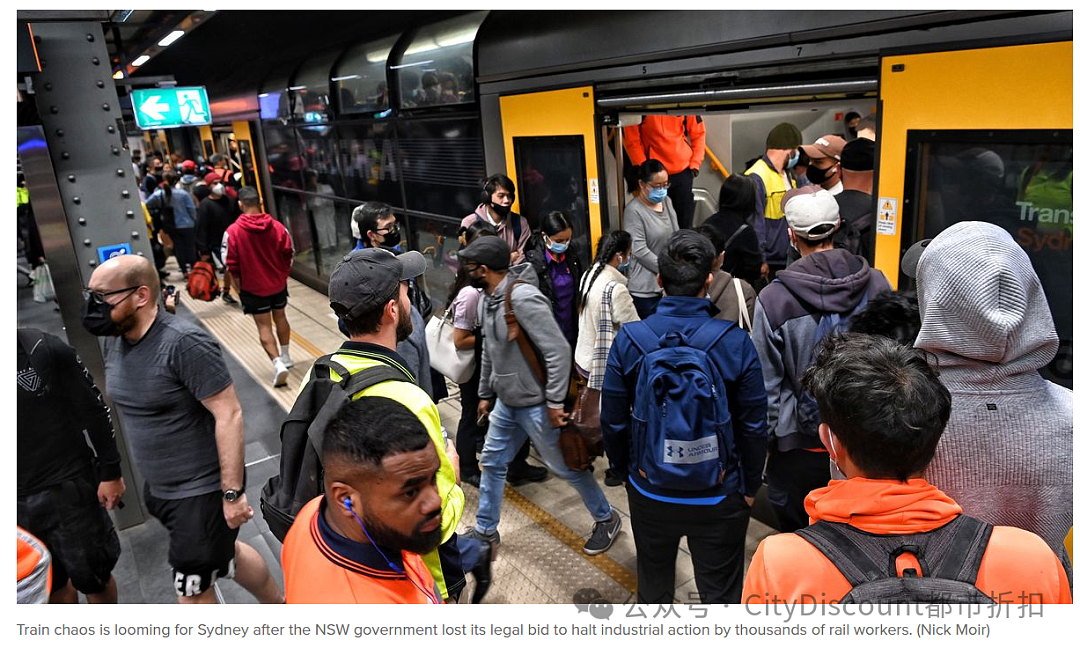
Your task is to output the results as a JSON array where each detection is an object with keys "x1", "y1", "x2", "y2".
[{"x1": 523, "y1": 210, "x2": 584, "y2": 348}]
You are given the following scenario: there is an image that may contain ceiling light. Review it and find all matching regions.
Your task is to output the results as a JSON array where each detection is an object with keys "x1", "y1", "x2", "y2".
[
  {"x1": 158, "y1": 30, "x2": 185, "y2": 47},
  {"x1": 132, "y1": 55, "x2": 150, "y2": 67},
  {"x1": 112, "y1": 70, "x2": 124, "y2": 79}
]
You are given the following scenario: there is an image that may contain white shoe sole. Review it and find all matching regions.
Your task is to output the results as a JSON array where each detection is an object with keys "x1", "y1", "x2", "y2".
[
  {"x1": 582, "y1": 516, "x2": 622, "y2": 555},
  {"x1": 273, "y1": 367, "x2": 289, "y2": 387},
  {"x1": 282, "y1": 358, "x2": 295, "y2": 369}
]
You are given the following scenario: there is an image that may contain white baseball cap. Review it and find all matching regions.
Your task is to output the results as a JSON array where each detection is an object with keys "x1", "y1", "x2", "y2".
[{"x1": 781, "y1": 186, "x2": 840, "y2": 241}]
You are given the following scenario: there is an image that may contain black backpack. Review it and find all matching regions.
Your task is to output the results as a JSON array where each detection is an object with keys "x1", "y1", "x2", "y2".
[
  {"x1": 260, "y1": 356, "x2": 412, "y2": 542},
  {"x1": 794, "y1": 514, "x2": 996, "y2": 603}
]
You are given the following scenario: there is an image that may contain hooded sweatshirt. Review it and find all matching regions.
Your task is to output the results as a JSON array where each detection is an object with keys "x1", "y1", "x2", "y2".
[
  {"x1": 478, "y1": 263, "x2": 571, "y2": 410},
  {"x1": 743, "y1": 478, "x2": 1072, "y2": 604},
  {"x1": 222, "y1": 212, "x2": 293, "y2": 297},
  {"x1": 752, "y1": 248, "x2": 892, "y2": 451},
  {"x1": 915, "y1": 221, "x2": 1072, "y2": 554}
]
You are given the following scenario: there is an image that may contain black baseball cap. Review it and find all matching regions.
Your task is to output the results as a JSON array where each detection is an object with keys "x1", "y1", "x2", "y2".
[
  {"x1": 901, "y1": 239, "x2": 933, "y2": 279},
  {"x1": 457, "y1": 236, "x2": 511, "y2": 271},
  {"x1": 841, "y1": 137, "x2": 875, "y2": 172},
  {"x1": 329, "y1": 248, "x2": 426, "y2": 319}
]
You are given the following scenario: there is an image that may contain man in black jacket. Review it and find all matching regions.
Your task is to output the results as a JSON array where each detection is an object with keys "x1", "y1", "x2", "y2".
[
  {"x1": 195, "y1": 171, "x2": 241, "y2": 304},
  {"x1": 17, "y1": 329, "x2": 124, "y2": 603}
]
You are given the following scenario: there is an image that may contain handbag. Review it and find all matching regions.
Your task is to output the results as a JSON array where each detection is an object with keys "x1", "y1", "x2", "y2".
[
  {"x1": 560, "y1": 282, "x2": 616, "y2": 471},
  {"x1": 425, "y1": 303, "x2": 475, "y2": 384},
  {"x1": 31, "y1": 263, "x2": 56, "y2": 303}
]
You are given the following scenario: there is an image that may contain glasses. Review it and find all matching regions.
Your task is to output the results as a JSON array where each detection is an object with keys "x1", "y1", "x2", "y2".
[
  {"x1": 374, "y1": 223, "x2": 399, "y2": 235},
  {"x1": 83, "y1": 286, "x2": 139, "y2": 305},
  {"x1": 645, "y1": 181, "x2": 670, "y2": 190}
]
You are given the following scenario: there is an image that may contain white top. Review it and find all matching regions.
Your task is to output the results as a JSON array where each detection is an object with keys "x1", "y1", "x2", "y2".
[{"x1": 574, "y1": 264, "x2": 640, "y2": 372}]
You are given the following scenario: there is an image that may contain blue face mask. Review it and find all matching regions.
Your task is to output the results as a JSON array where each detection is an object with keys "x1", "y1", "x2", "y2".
[
  {"x1": 618, "y1": 259, "x2": 631, "y2": 274},
  {"x1": 546, "y1": 238, "x2": 569, "y2": 255},
  {"x1": 647, "y1": 187, "x2": 668, "y2": 204},
  {"x1": 786, "y1": 150, "x2": 800, "y2": 170}
]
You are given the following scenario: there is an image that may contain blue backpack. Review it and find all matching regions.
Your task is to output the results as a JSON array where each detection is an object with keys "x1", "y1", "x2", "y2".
[
  {"x1": 624, "y1": 319, "x2": 737, "y2": 491},
  {"x1": 795, "y1": 290, "x2": 872, "y2": 437}
]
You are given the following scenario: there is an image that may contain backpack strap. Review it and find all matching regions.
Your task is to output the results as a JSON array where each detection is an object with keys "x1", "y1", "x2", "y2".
[
  {"x1": 925, "y1": 515, "x2": 994, "y2": 585},
  {"x1": 341, "y1": 364, "x2": 413, "y2": 399},
  {"x1": 623, "y1": 321, "x2": 661, "y2": 355},
  {"x1": 795, "y1": 521, "x2": 888, "y2": 588},
  {"x1": 504, "y1": 280, "x2": 547, "y2": 385},
  {"x1": 511, "y1": 212, "x2": 522, "y2": 248}
]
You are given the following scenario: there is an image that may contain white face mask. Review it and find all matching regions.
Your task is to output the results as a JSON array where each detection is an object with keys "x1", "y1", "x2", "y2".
[
  {"x1": 826, "y1": 428, "x2": 847, "y2": 481},
  {"x1": 211, "y1": 184, "x2": 225, "y2": 197}
]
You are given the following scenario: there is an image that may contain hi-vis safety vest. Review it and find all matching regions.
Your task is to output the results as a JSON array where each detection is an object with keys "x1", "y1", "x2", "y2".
[{"x1": 746, "y1": 158, "x2": 795, "y2": 221}]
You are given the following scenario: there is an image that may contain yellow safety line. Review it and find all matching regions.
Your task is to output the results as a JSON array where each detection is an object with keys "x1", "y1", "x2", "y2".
[
  {"x1": 289, "y1": 329, "x2": 325, "y2": 359},
  {"x1": 503, "y1": 487, "x2": 637, "y2": 593}
]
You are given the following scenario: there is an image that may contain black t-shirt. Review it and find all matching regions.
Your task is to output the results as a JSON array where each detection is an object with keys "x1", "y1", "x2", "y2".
[
  {"x1": 17, "y1": 329, "x2": 121, "y2": 494},
  {"x1": 195, "y1": 195, "x2": 240, "y2": 255},
  {"x1": 703, "y1": 210, "x2": 763, "y2": 285},
  {"x1": 834, "y1": 190, "x2": 875, "y2": 262}
]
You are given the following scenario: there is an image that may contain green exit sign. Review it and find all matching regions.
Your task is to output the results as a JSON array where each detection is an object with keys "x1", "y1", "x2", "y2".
[{"x1": 130, "y1": 87, "x2": 213, "y2": 130}]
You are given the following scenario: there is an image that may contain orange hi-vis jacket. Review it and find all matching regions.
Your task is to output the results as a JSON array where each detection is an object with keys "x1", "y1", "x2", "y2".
[
  {"x1": 16, "y1": 527, "x2": 52, "y2": 604},
  {"x1": 282, "y1": 497, "x2": 442, "y2": 604},
  {"x1": 623, "y1": 115, "x2": 706, "y2": 175},
  {"x1": 743, "y1": 478, "x2": 1073, "y2": 604}
]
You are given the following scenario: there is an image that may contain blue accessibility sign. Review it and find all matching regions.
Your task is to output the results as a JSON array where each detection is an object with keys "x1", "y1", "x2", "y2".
[{"x1": 97, "y1": 243, "x2": 132, "y2": 264}]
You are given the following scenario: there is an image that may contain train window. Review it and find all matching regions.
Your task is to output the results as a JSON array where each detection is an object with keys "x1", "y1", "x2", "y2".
[
  {"x1": 259, "y1": 67, "x2": 299, "y2": 123},
  {"x1": 405, "y1": 214, "x2": 463, "y2": 316},
  {"x1": 336, "y1": 122, "x2": 403, "y2": 207},
  {"x1": 902, "y1": 129, "x2": 1072, "y2": 387},
  {"x1": 292, "y1": 51, "x2": 337, "y2": 124},
  {"x1": 513, "y1": 135, "x2": 592, "y2": 269},
  {"x1": 333, "y1": 34, "x2": 397, "y2": 115},
  {"x1": 391, "y1": 12, "x2": 487, "y2": 109},
  {"x1": 262, "y1": 123, "x2": 303, "y2": 190},
  {"x1": 296, "y1": 125, "x2": 339, "y2": 184},
  {"x1": 397, "y1": 117, "x2": 485, "y2": 218}
]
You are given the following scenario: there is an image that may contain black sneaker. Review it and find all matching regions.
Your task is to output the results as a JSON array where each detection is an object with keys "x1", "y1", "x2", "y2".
[
  {"x1": 583, "y1": 515, "x2": 621, "y2": 555},
  {"x1": 604, "y1": 468, "x2": 626, "y2": 487},
  {"x1": 221, "y1": 292, "x2": 237, "y2": 304},
  {"x1": 507, "y1": 463, "x2": 549, "y2": 486},
  {"x1": 460, "y1": 472, "x2": 481, "y2": 488},
  {"x1": 470, "y1": 539, "x2": 494, "y2": 604},
  {"x1": 462, "y1": 526, "x2": 500, "y2": 545}
]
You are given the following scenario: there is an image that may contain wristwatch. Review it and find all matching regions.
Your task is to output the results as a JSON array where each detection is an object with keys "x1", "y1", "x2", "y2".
[{"x1": 222, "y1": 486, "x2": 245, "y2": 503}]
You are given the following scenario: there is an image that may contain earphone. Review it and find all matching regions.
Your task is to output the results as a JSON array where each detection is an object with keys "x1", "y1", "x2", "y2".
[
  {"x1": 480, "y1": 175, "x2": 514, "y2": 205},
  {"x1": 342, "y1": 496, "x2": 439, "y2": 603}
]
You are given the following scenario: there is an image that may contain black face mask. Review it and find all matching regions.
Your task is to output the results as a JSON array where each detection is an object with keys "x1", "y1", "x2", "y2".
[
  {"x1": 82, "y1": 297, "x2": 121, "y2": 337},
  {"x1": 806, "y1": 163, "x2": 837, "y2": 185},
  {"x1": 380, "y1": 228, "x2": 401, "y2": 248},
  {"x1": 489, "y1": 202, "x2": 511, "y2": 219}
]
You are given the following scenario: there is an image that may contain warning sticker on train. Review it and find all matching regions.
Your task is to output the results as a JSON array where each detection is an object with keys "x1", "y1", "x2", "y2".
[
  {"x1": 877, "y1": 197, "x2": 898, "y2": 235},
  {"x1": 130, "y1": 87, "x2": 213, "y2": 130}
]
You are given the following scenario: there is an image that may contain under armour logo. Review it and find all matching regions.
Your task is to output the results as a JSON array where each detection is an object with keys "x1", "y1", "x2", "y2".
[
  {"x1": 665, "y1": 445, "x2": 684, "y2": 459},
  {"x1": 17, "y1": 368, "x2": 40, "y2": 393}
]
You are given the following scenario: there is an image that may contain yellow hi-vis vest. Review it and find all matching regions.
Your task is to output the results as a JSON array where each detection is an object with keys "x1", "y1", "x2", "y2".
[{"x1": 746, "y1": 158, "x2": 794, "y2": 221}]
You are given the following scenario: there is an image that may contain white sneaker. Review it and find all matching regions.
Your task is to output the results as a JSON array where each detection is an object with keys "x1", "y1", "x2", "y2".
[
  {"x1": 272, "y1": 357, "x2": 289, "y2": 387},
  {"x1": 281, "y1": 352, "x2": 294, "y2": 369}
]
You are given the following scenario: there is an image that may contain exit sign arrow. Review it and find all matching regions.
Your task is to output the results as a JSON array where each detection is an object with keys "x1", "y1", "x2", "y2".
[{"x1": 140, "y1": 95, "x2": 167, "y2": 121}]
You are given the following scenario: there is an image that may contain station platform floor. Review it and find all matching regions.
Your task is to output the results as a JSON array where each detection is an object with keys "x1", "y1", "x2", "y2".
[{"x1": 17, "y1": 257, "x2": 779, "y2": 604}]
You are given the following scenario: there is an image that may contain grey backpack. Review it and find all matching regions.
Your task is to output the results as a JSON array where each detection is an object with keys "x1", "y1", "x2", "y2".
[{"x1": 794, "y1": 515, "x2": 996, "y2": 603}]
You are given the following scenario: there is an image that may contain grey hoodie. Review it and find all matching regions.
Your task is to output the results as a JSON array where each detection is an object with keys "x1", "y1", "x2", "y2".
[
  {"x1": 916, "y1": 221, "x2": 1072, "y2": 554},
  {"x1": 752, "y1": 248, "x2": 892, "y2": 451},
  {"x1": 478, "y1": 263, "x2": 571, "y2": 409}
]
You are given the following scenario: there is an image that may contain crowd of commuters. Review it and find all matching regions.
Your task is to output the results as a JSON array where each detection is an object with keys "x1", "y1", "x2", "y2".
[{"x1": 17, "y1": 120, "x2": 1071, "y2": 606}]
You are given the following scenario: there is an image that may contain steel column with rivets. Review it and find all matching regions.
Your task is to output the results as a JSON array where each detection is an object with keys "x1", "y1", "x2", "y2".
[{"x1": 28, "y1": 21, "x2": 153, "y2": 528}]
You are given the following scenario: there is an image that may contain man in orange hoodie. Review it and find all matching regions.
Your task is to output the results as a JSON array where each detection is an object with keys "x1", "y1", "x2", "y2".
[{"x1": 743, "y1": 333, "x2": 1072, "y2": 604}]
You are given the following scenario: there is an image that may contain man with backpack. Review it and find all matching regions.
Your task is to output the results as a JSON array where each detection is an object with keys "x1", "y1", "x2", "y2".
[
  {"x1": 752, "y1": 187, "x2": 891, "y2": 533},
  {"x1": 602, "y1": 230, "x2": 768, "y2": 604},
  {"x1": 743, "y1": 333, "x2": 1072, "y2": 604},
  {"x1": 459, "y1": 236, "x2": 621, "y2": 556},
  {"x1": 223, "y1": 187, "x2": 294, "y2": 386},
  {"x1": 268, "y1": 247, "x2": 488, "y2": 602}
]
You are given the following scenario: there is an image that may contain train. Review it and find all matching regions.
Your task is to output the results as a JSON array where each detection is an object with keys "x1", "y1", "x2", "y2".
[{"x1": 120, "y1": 9, "x2": 1071, "y2": 386}]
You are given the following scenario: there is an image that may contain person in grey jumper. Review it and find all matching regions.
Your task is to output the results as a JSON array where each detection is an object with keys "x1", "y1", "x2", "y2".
[
  {"x1": 457, "y1": 236, "x2": 622, "y2": 556},
  {"x1": 624, "y1": 160, "x2": 679, "y2": 319},
  {"x1": 752, "y1": 187, "x2": 891, "y2": 532},
  {"x1": 911, "y1": 221, "x2": 1072, "y2": 558}
]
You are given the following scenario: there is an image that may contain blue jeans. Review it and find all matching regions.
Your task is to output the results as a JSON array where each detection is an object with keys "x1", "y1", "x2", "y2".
[{"x1": 475, "y1": 400, "x2": 612, "y2": 534}]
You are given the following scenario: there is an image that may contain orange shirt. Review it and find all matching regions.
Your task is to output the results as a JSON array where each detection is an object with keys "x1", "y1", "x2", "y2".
[
  {"x1": 623, "y1": 115, "x2": 706, "y2": 174},
  {"x1": 743, "y1": 478, "x2": 1072, "y2": 604},
  {"x1": 282, "y1": 497, "x2": 441, "y2": 604}
]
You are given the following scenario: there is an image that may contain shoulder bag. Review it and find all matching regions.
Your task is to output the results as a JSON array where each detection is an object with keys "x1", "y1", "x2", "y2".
[{"x1": 425, "y1": 303, "x2": 476, "y2": 384}]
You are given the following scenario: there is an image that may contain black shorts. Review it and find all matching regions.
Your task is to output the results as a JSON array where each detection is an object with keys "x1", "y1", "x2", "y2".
[
  {"x1": 144, "y1": 484, "x2": 239, "y2": 597},
  {"x1": 240, "y1": 288, "x2": 288, "y2": 315},
  {"x1": 17, "y1": 471, "x2": 121, "y2": 595}
]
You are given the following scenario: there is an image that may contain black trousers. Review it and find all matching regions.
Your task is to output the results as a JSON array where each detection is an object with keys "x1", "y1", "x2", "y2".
[
  {"x1": 626, "y1": 485, "x2": 751, "y2": 604},
  {"x1": 766, "y1": 449, "x2": 831, "y2": 532},
  {"x1": 668, "y1": 167, "x2": 697, "y2": 230}
]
